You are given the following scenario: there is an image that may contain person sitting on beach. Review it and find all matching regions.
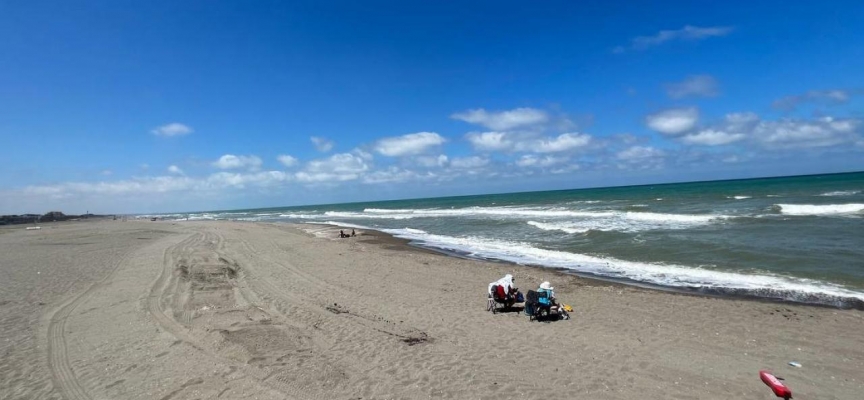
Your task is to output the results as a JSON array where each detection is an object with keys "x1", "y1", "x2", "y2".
[
  {"x1": 538, "y1": 281, "x2": 569, "y2": 319},
  {"x1": 339, "y1": 230, "x2": 347, "y2": 238},
  {"x1": 488, "y1": 274, "x2": 521, "y2": 306}
]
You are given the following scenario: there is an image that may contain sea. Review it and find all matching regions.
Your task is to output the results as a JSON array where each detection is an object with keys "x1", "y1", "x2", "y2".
[{"x1": 146, "y1": 172, "x2": 864, "y2": 309}]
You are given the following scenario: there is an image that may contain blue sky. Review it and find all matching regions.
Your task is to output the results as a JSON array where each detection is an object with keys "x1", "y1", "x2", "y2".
[{"x1": 2, "y1": 0, "x2": 863, "y2": 214}]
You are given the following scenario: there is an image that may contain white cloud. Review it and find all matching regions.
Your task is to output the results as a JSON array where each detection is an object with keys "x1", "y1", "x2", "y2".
[
  {"x1": 277, "y1": 155, "x2": 298, "y2": 167},
  {"x1": 363, "y1": 167, "x2": 425, "y2": 184},
  {"x1": 753, "y1": 116, "x2": 861, "y2": 149},
  {"x1": 451, "y1": 108, "x2": 549, "y2": 131},
  {"x1": 167, "y1": 165, "x2": 184, "y2": 175},
  {"x1": 551, "y1": 164, "x2": 580, "y2": 174},
  {"x1": 12, "y1": 167, "x2": 292, "y2": 206},
  {"x1": 353, "y1": 148, "x2": 374, "y2": 161},
  {"x1": 310, "y1": 136, "x2": 334, "y2": 152},
  {"x1": 100, "y1": 170, "x2": 112, "y2": 176},
  {"x1": 7, "y1": 170, "x2": 295, "y2": 213},
  {"x1": 415, "y1": 154, "x2": 449, "y2": 168},
  {"x1": 23, "y1": 176, "x2": 197, "y2": 197},
  {"x1": 772, "y1": 90, "x2": 852, "y2": 110},
  {"x1": 374, "y1": 132, "x2": 446, "y2": 157},
  {"x1": 616, "y1": 146, "x2": 666, "y2": 170},
  {"x1": 684, "y1": 112, "x2": 862, "y2": 149},
  {"x1": 295, "y1": 152, "x2": 370, "y2": 183},
  {"x1": 151, "y1": 123, "x2": 193, "y2": 137},
  {"x1": 206, "y1": 171, "x2": 291, "y2": 188},
  {"x1": 617, "y1": 146, "x2": 665, "y2": 161},
  {"x1": 466, "y1": 132, "x2": 513, "y2": 152},
  {"x1": 665, "y1": 75, "x2": 719, "y2": 98},
  {"x1": 680, "y1": 112, "x2": 756, "y2": 146},
  {"x1": 681, "y1": 130, "x2": 746, "y2": 146},
  {"x1": 645, "y1": 108, "x2": 699, "y2": 135},
  {"x1": 516, "y1": 155, "x2": 569, "y2": 167},
  {"x1": 304, "y1": 153, "x2": 369, "y2": 174},
  {"x1": 450, "y1": 156, "x2": 489, "y2": 169},
  {"x1": 212, "y1": 154, "x2": 263, "y2": 170},
  {"x1": 521, "y1": 133, "x2": 591, "y2": 153},
  {"x1": 617, "y1": 25, "x2": 734, "y2": 52},
  {"x1": 467, "y1": 132, "x2": 591, "y2": 153}
]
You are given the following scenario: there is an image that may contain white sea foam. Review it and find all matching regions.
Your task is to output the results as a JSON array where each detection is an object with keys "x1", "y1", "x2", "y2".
[
  {"x1": 732, "y1": 195, "x2": 751, "y2": 200},
  {"x1": 526, "y1": 211, "x2": 725, "y2": 233},
  {"x1": 777, "y1": 203, "x2": 864, "y2": 216},
  {"x1": 235, "y1": 217, "x2": 263, "y2": 222},
  {"x1": 327, "y1": 211, "x2": 416, "y2": 219},
  {"x1": 354, "y1": 207, "x2": 729, "y2": 227},
  {"x1": 380, "y1": 229, "x2": 864, "y2": 304},
  {"x1": 819, "y1": 190, "x2": 860, "y2": 197},
  {"x1": 279, "y1": 213, "x2": 323, "y2": 219},
  {"x1": 187, "y1": 214, "x2": 218, "y2": 220},
  {"x1": 527, "y1": 221, "x2": 587, "y2": 234},
  {"x1": 626, "y1": 212, "x2": 721, "y2": 223},
  {"x1": 361, "y1": 207, "x2": 611, "y2": 219},
  {"x1": 295, "y1": 206, "x2": 731, "y2": 233}
]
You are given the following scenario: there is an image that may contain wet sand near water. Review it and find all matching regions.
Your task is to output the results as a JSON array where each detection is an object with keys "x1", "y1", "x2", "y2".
[{"x1": 1, "y1": 220, "x2": 862, "y2": 399}]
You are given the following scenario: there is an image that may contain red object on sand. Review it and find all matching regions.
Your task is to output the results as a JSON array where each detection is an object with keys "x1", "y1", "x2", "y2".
[{"x1": 760, "y1": 370, "x2": 792, "y2": 399}]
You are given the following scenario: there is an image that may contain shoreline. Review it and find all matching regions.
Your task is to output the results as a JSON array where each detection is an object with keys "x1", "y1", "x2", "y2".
[
  {"x1": 3, "y1": 219, "x2": 863, "y2": 399},
  {"x1": 305, "y1": 222, "x2": 864, "y2": 310}
]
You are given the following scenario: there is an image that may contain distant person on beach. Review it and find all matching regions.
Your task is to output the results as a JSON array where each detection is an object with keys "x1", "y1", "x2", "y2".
[
  {"x1": 351, "y1": 229, "x2": 356, "y2": 237},
  {"x1": 538, "y1": 281, "x2": 568, "y2": 319},
  {"x1": 339, "y1": 230, "x2": 346, "y2": 238}
]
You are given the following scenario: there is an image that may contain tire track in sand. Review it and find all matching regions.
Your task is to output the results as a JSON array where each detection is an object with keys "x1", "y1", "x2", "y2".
[
  {"x1": 146, "y1": 231, "x2": 205, "y2": 347},
  {"x1": 46, "y1": 251, "x2": 136, "y2": 400},
  {"x1": 145, "y1": 227, "x2": 322, "y2": 400}
]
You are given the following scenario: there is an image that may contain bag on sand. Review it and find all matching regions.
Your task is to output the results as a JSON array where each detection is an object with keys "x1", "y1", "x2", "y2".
[{"x1": 515, "y1": 292, "x2": 524, "y2": 303}]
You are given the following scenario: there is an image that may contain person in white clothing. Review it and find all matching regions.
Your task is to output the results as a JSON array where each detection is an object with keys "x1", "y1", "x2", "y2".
[
  {"x1": 488, "y1": 274, "x2": 514, "y2": 296},
  {"x1": 488, "y1": 274, "x2": 522, "y2": 307}
]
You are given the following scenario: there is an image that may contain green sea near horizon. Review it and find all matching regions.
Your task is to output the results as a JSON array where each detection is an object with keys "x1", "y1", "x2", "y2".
[{"x1": 148, "y1": 172, "x2": 864, "y2": 309}]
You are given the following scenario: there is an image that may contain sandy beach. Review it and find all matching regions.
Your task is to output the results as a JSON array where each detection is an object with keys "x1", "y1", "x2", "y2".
[{"x1": 1, "y1": 220, "x2": 862, "y2": 400}]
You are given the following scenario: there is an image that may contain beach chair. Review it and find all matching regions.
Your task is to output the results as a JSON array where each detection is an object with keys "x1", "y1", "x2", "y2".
[
  {"x1": 486, "y1": 284, "x2": 512, "y2": 313},
  {"x1": 524, "y1": 290, "x2": 552, "y2": 322}
]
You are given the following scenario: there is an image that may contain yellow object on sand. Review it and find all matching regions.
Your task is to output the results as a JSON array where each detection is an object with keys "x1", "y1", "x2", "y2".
[{"x1": 562, "y1": 304, "x2": 573, "y2": 312}]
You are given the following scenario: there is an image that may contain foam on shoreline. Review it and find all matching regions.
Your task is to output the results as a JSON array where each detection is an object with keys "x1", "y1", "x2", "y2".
[{"x1": 309, "y1": 222, "x2": 864, "y2": 309}]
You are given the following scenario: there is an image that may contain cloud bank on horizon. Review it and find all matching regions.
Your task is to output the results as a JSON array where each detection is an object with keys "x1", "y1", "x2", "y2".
[{"x1": 1, "y1": 1, "x2": 863, "y2": 214}]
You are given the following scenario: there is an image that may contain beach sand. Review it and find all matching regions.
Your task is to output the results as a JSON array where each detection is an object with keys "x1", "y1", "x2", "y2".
[{"x1": 1, "y1": 220, "x2": 862, "y2": 399}]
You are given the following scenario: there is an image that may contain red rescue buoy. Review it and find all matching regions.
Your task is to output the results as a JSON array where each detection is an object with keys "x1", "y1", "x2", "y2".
[{"x1": 760, "y1": 370, "x2": 792, "y2": 399}]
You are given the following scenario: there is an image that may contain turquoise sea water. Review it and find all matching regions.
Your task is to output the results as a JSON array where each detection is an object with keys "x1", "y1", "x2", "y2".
[{"x1": 149, "y1": 172, "x2": 864, "y2": 308}]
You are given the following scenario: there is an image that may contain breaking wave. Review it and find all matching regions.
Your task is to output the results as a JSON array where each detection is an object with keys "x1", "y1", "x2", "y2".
[
  {"x1": 776, "y1": 204, "x2": 864, "y2": 216},
  {"x1": 819, "y1": 190, "x2": 860, "y2": 197},
  {"x1": 525, "y1": 210, "x2": 726, "y2": 233},
  {"x1": 379, "y1": 228, "x2": 864, "y2": 309}
]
